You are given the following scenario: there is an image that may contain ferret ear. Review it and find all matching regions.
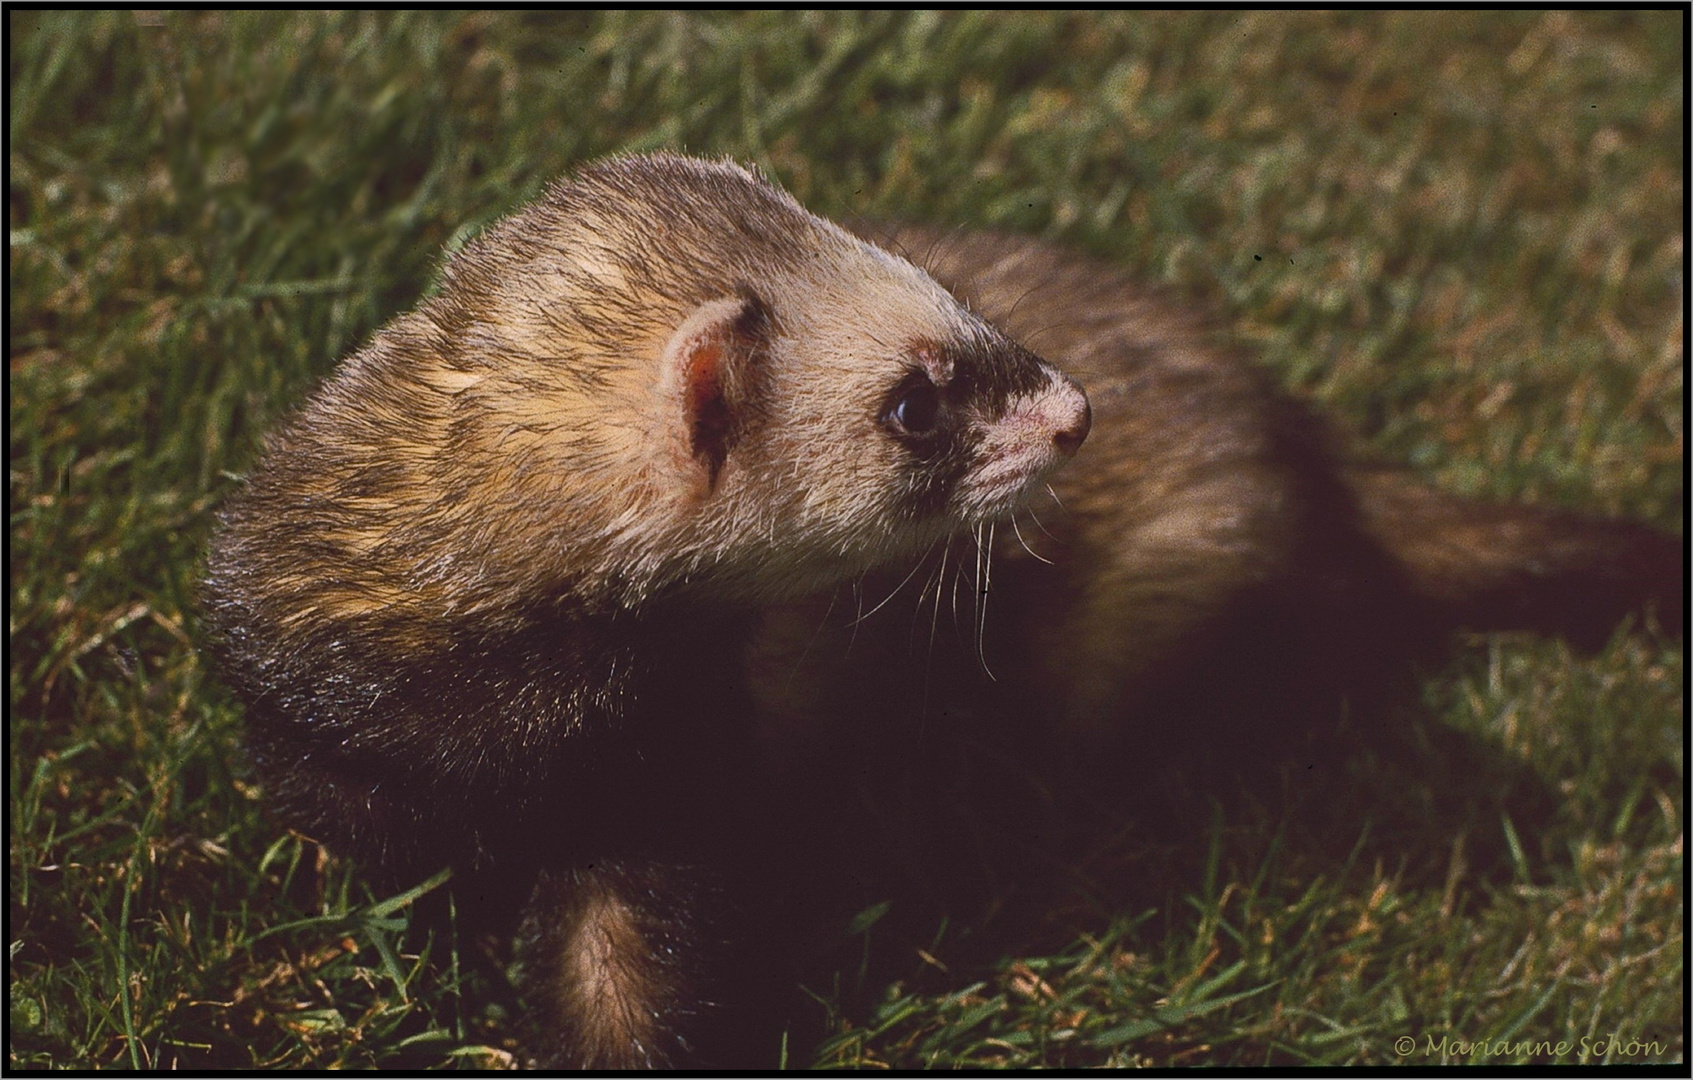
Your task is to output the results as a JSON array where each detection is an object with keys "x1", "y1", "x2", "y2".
[{"x1": 661, "y1": 290, "x2": 774, "y2": 493}]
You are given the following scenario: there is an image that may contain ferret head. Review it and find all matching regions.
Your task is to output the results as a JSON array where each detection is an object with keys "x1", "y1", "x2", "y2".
[{"x1": 413, "y1": 154, "x2": 1089, "y2": 609}]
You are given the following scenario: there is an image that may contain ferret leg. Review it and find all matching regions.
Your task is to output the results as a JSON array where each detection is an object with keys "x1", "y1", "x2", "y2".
[{"x1": 518, "y1": 859, "x2": 745, "y2": 1069}]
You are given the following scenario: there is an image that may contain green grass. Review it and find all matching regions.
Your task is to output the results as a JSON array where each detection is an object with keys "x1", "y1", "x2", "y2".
[{"x1": 9, "y1": 10, "x2": 1682, "y2": 1068}]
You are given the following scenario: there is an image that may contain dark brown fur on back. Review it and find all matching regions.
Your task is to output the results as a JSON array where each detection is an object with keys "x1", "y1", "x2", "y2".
[{"x1": 868, "y1": 226, "x2": 1680, "y2": 737}]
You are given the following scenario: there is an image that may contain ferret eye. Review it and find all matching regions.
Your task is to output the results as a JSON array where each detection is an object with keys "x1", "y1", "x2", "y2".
[{"x1": 885, "y1": 379, "x2": 940, "y2": 436}]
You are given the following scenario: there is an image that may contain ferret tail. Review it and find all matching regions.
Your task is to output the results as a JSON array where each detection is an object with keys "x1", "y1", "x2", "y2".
[{"x1": 1345, "y1": 467, "x2": 1684, "y2": 649}]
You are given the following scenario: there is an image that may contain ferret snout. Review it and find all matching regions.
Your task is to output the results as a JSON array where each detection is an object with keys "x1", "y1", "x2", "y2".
[{"x1": 955, "y1": 367, "x2": 1092, "y2": 518}]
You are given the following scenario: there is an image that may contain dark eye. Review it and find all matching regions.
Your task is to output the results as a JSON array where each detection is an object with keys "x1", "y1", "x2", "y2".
[{"x1": 885, "y1": 379, "x2": 940, "y2": 435}]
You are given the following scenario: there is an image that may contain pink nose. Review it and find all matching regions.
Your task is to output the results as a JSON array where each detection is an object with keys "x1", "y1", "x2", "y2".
[
  {"x1": 1053, "y1": 397, "x2": 1091, "y2": 456},
  {"x1": 1045, "y1": 371, "x2": 1090, "y2": 457}
]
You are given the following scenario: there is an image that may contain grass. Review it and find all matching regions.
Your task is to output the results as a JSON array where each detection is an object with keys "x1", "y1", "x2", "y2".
[
  {"x1": 805, "y1": 633, "x2": 1684, "y2": 1067},
  {"x1": 9, "y1": 10, "x2": 1682, "y2": 1069}
]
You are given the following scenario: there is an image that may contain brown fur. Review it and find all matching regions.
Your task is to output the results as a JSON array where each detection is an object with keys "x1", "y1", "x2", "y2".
[
  {"x1": 202, "y1": 155, "x2": 1679, "y2": 1068},
  {"x1": 201, "y1": 154, "x2": 1089, "y2": 1068},
  {"x1": 825, "y1": 226, "x2": 1680, "y2": 745}
]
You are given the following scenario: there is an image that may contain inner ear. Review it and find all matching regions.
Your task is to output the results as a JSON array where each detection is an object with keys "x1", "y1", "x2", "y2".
[{"x1": 662, "y1": 290, "x2": 774, "y2": 492}]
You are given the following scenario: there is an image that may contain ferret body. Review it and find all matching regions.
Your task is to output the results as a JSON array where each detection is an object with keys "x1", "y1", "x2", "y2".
[
  {"x1": 201, "y1": 154, "x2": 1680, "y2": 1068},
  {"x1": 202, "y1": 153, "x2": 1090, "y2": 1067}
]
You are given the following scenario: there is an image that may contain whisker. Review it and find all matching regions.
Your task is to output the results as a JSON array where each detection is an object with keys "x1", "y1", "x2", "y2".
[
  {"x1": 1010, "y1": 515, "x2": 1054, "y2": 564},
  {"x1": 846, "y1": 576, "x2": 867, "y2": 654},
  {"x1": 783, "y1": 588, "x2": 843, "y2": 693},
  {"x1": 949, "y1": 536, "x2": 967, "y2": 633},
  {"x1": 1001, "y1": 280, "x2": 1049, "y2": 326},
  {"x1": 917, "y1": 545, "x2": 957, "y2": 748},
  {"x1": 914, "y1": 543, "x2": 951, "y2": 653},
  {"x1": 1011, "y1": 312, "x2": 1099, "y2": 353},
  {"x1": 852, "y1": 540, "x2": 938, "y2": 626},
  {"x1": 1026, "y1": 502, "x2": 1062, "y2": 544},
  {"x1": 974, "y1": 522, "x2": 997, "y2": 681}
]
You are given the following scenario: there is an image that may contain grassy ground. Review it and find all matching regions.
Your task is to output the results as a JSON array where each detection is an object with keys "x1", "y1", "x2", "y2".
[{"x1": 9, "y1": 10, "x2": 1682, "y2": 1068}]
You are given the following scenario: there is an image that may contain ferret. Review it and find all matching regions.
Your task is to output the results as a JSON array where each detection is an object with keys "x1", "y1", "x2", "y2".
[{"x1": 200, "y1": 153, "x2": 1681, "y2": 1068}]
